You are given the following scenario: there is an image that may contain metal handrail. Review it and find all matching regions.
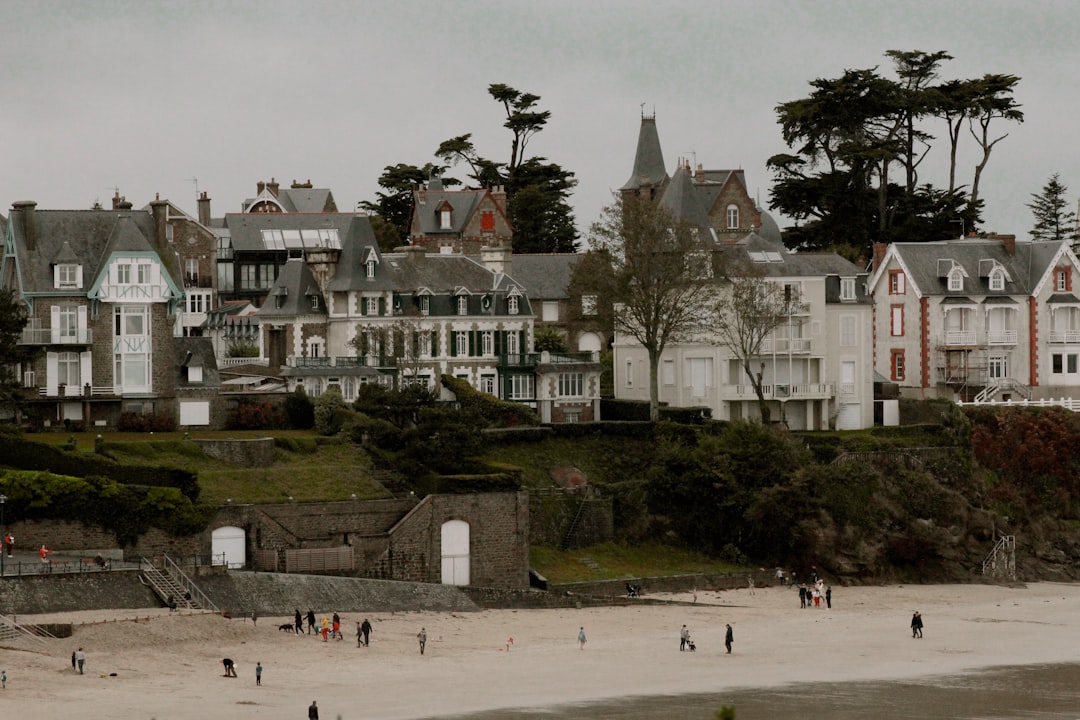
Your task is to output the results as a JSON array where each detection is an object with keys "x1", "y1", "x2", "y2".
[{"x1": 161, "y1": 553, "x2": 219, "y2": 612}]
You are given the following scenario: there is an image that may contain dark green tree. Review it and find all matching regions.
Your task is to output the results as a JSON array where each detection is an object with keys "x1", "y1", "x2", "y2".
[
  {"x1": 361, "y1": 163, "x2": 455, "y2": 252},
  {"x1": 436, "y1": 84, "x2": 579, "y2": 253},
  {"x1": 1027, "y1": 173, "x2": 1079, "y2": 244},
  {"x1": 0, "y1": 289, "x2": 36, "y2": 414}
]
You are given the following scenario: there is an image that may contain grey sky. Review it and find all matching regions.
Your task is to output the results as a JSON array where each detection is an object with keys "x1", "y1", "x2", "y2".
[{"x1": 3, "y1": 1, "x2": 1078, "y2": 247}]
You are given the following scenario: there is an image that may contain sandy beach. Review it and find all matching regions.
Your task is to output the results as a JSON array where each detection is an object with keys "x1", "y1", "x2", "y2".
[{"x1": 2, "y1": 581, "x2": 1078, "y2": 719}]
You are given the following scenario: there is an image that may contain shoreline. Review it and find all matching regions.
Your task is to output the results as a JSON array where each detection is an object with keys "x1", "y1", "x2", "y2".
[{"x1": 2, "y1": 582, "x2": 1078, "y2": 719}]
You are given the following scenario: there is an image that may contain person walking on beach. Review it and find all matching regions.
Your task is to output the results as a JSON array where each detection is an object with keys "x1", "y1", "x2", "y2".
[
  {"x1": 911, "y1": 611, "x2": 923, "y2": 638},
  {"x1": 75, "y1": 648, "x2": 85, "y2": 674},
  {"x1": 222, "y1": 658, "x2": 236, "y2": 677},
  {"x1": 748, "y1": 577, "x2": 755, "y2": 595},
  {"x1": 295, "y1": 609, "x2": 303, "y2": 635},
  {"x1": 360, "y1": 618, "x2": 372, "y2": 647},
  {"x1": 577, "y1": 626, "x2": 587, "y2": 650},
  {"x1": 826, "y1": 586, "x2": 832, "y2": 609},
  {"x1": 332, "y1": 612, "x2": 341, "y2": 640},
  {"x1": 680, "y1": 624, "x2": 689, "y2": 651},
  {"x1": 251, "y1": 609, "x2": 258, "y2": 627},
  {"x1": 724, "y1": 624, "x2": 734, "y2": 654},
  {"x1": 320, "y1": 616, "x2": 330, "y2": 642},
  {"x1": 775, "y1": 567, "x2": 785, "y2": 586},
  {"x1": 812, "y1": 587, "x2": 821, "y2": 608},
  {"x1": 1, "y1": 669, "x2": 6, "y2": 688},
  {"x1": 306, "y1": 609, "x2": 316, "y2": 635},
  {"x1": 308, "y1": 700, "x2": 319, "y2": 719},
  {"x1": 798, "y1": 584, "x2": 807, "y2": 609},
  {"x1": 255, "y1": 661, "x2": 262, "y2": 686},
  {"x1": 71, "y1": 650, "x2": 76, "y2": 671},
  {"x1": 417, "y1": 627, "x2": 427, "y2": 655}
]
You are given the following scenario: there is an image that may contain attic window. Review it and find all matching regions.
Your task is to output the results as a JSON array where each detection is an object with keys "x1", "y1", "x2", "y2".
[
  {"x1": 840, "y1": 277, "x2": 856, "y2": 301},
  {"x1": 310, "y1": 295, "x2": 320, "y2": 310},
  {"x1": 947, "y1": 268, "x2": 964, "y2": 292},
  {"x1": 366, "y1": 260, "x2": 375, "y2": 279},
  {"x1": 420, "y1": 295, "x2": 430, "y2": 316},
  {"x1": 726, "y1": 204, "x2": 739, "y2": 229},
  {"x1": 438, "y1": 202, "x2": 454, "y2": 230},
  {"x1": 508, "y1": 296, "x2": 519, "y2": 315},
  {"x1": 55, "y1": 264, "x2": 80, "y2": 289},
  {"x1": 187, "y1": 366, "x2": 203, "y2": 383},
  {"x1": 481, "y1": 211, "x2": 495, "y2": 234},
  {"x1": 989, "y1": 269, "x2": 1005, "y2": 291},
  {"x1": 457, "y1": 296, "x2": 468, "y2": 315}
]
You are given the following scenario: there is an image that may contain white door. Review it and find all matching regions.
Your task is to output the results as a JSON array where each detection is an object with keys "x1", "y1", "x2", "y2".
[
  {"x1": 440, "y1": 520, "x2": 470, "y2": 586},
  {"x1": 836, "y1": 403, "x2": 861, "y2": 430},
  {"x1": 211, "y1": 526, "x2": 246, "y2": 568}
]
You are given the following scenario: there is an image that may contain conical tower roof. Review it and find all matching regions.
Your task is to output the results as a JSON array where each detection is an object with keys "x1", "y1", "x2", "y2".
[
  {"x1": 620, "y1": 114, "x2": 669, "y2": 191},
  {"x1": 659, "y1": 162, "x2": 711, "y2": 232}
]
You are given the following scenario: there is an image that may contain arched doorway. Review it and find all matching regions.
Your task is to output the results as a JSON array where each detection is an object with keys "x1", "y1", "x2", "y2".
[
  {"x1": 211, "y1": 526, "x2": 246, "y2": 568},
  {"x1": 440, "y1": 519, "x2": 470, "y2": 586}
]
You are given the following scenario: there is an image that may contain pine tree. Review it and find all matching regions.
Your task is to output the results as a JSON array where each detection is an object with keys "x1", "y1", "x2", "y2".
[{"x1": 1027, "y1": 173, "x2": 1079, "y2": 243}]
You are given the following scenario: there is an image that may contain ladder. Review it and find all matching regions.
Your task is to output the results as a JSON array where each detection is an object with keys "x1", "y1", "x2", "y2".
[{"x1": 981, "y1": 533, "x2": 1016, "y2": 580}]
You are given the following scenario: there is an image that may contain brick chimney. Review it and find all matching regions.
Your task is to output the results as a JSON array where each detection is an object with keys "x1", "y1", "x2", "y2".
[
  {"x1": 12, "y1": 201, "x2": 36, "y2": 252},
  {"x1": 197, "y1": 191, "x2": 211, "y2": 226},
  {"x1": 257, "y1": 181, "x2": 265, "y2": 195},
  {"x1": 1000, "y1": 234, "x2": 1016, "y2": 256},
  {"x1": 150, "y1": 199, "x2": 169, "y2": 249},
  {"x1": 111, "y1": 190, "x2": 122, "y2": 210},
  {"x1": 872, "y1": 242, "x2": 888, "y2": 271},
  {"x1": 481, "y1": 245, "x2": 512, "y2": 276},
  {"x1": 267, "y1": 178, "x2": 280, "y2": 197}
]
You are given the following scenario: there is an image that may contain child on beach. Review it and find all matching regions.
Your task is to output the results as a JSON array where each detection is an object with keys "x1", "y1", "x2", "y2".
[{"x1": 578, "y1": 627, "x2": 587, "y2": 650}]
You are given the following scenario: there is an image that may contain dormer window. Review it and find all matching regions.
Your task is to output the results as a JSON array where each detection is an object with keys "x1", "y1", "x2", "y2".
[
  {"x1": 366, "y1": 260, "x2": 375, "y2": 279},
  {"x1": 436, "y1": 200, "x2": 454, "y2": 230},
  {"x1": 840, "y1": 277, "x2": 856, "y2": 301},
  {"x1": 726, "y1": 204, "x2": 739, "y2": 229},
  {"x1": 457, "y1": 296, "x2": 468, "y2": 315},
  {"x1": 508, "y1": 295, "x2": 519, "y2": 315},
  {"x1": 947, "y1": 268, "x2": 964, "y2": 292},
  {"x1": 989, "y1": 269, "x2": 1005, "y2": 291},
  {"x1": 55, "y1": 263, "x2": 80, "y2": 289},
  {"x1": 420, "y1": 295, "x2": 430, "y2": 316},
  {"x1": 310, "y1": 295, "x2": 320, "y2": 310},
  {"x1": 187, "y1": 365, "x2": 203, "y2": 383}
]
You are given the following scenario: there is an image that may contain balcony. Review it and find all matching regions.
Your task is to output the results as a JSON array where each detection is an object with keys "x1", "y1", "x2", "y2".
[
  {"x1": 19, "y1": 328, "x2": 93, "y2": 345},
  {"x1": 987, "y1": 331, "x2": 1017, "y2": 345},
  {"x1": 720, "y1": 383, "x2": 835, "y2": 400},
  {"x1": 499, "y1": 351, "x2": 596, "y2": 368},
  {"x1": 943, "y1": 331, "x2": 977, "y2": 346},
  {"x1": 1049, "y1": 330, "x2": 1080, "y2": 344},
  {"x1": 760, "y1": 337, "x2": 811, "y2": 354}
]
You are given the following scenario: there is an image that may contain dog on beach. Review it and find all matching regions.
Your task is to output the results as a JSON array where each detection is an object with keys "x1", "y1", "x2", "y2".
[
  {"x1": 278, "y1": 623, "x2": 294, "y2": 632},
  {"x1": 686, "y1": 638, "x2": 696, "y2": 652}
]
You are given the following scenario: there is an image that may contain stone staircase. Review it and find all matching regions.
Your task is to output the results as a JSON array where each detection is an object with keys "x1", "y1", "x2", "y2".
[
  {"x1": 139, "y1": 554, "x2": 218, "y2": 612},
  {"x1": 0, "y1": 613, "x2": 51, "y2": 645}
]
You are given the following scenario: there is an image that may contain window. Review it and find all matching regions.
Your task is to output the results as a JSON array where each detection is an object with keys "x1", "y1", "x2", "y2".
[
  {"x1": 686, "y1": 357, "x2": 713, "y2": 398},
  {"x1": 440, "y1": 209, "x2": 452, "y2": 230},
  {"x1": 662, "y1": 359, "x2": 675, "y2": 386},
  {"x1": 989, "y1": 270, "x2": 1005, "y2": 291},
  {"x1": 840, "y1": 277, "x2": 856, "y2": 301},
  {"x1": 726, "y1": 204, "x2": 739, "y2": 229},
  {"x1": 625, "y1": 359, "x2": 633, "y2": 388},
  {"x1": 366, "y1": 260, "x2": 375, "y2": 279},
  {"x1": 582, "y1": 295, "x2": 597, "y2": 316},
  {"x1": 366, "y1": 297, "x2": 379, "y2": 316},
  {"x1": 558, "y1": 372, "x2": 583, "y2": 397},
  {"x1": 456, "y1": 332, "x2": 468, "y2": 357},
  {"x1": 420, "y1": 295, "x2": 430, "y2": 316},
  {"x1": 508, "y1": 296, "x2": 519, "y2": 315},
  {"x1": 187, "y1": 365, "x2": 203, "y2": 383},
  {"x1": 186, "y1": 258, "x2": 199, "y2": 286},
  {"x1": 1058, "y1": 270, "x2": 1069, "y2": 292},
  {"x1": 947, "y1": 268, "x2": 964, "y2": 292},
  {"x1": 479, "y1": 375, "x2": 495, "y2": 394},
  {"x1": 482, "y1": 331, "x2": 494, "y2": 356},
  {"x1": 57, "y1": 264, "x2": 79, "y2": 289},
  {"x1": 310, "y1": 295, "x2": 320, "y2": 311},
  {"x1": 891, "y1": 349, "x2": 905, "y2": 381},
  {"x1": 117, "y1": 263, "x2": 131, "y2": 284},
  {"x1": 783, "y1": 282, "x2": 802, "y2": 304},
  {"x1": 542, "y1": 301, "x2": 559, "y2": 322},
  {"x1": 260, "y1": 263, "x2": 275, "y2": 289},
  {"x1": 506, "y1": 331, "x2": 519, "y2": 355},
  {"x1": 840, "y1": 316, "x2": 856, "y2": 347},
  {"x1": 890, "y1": 305, "x2": 904, "y2": 336},
  {"x1": 889, "y1": 270, "x2": 905, "y2": 295},
  {"x1": 240, "y1": 265, "x2": 257, "y2": 290},
  {"x1": 58, "y1": 307, "x2": 78, "y2": 341},
  {"x1": 457, "y1": 296, "x2": 468, "y2": 316},
  {"x1": 187, "y1": 293, "x2": 205, "y2": 314},
  {"x1": 137, "y1": 263, "x2": 150, "y2": 284},
  {"x1": 509, "y1": 374, "x2": 534, "y2": 400},
  {"x1": 58, "y1": 351, "x2": 80, "y2": 386},
  {"x1": 114, "y1": 305, "x2": 151, "y2": 392}
]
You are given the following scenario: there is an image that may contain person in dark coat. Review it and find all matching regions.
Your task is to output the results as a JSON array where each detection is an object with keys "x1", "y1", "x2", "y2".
[
  {"x1": 798, "y1": 584, "x2": 807, "y2": 609},
  {"x1": 825, "y1": 586, "x2": 832, "y2": 609},
  {"x1": 308, "y1": 700, "x2": 319, "y2": 719},
  {"x1": 911, "y1": 611, "x2": 923, "y2": 638},
  {"x1": 294, "y1": 609, "x2": 303, "y2": 635},
  {"x1": 360, "y1": 618, "x2": 372, "y2": 647},
  {"x1": 724, "y1": 624, "x2": 734, "y2": 654},
  {"x1": 306, "y1": 609, "x2": 316, "y2": 635}
]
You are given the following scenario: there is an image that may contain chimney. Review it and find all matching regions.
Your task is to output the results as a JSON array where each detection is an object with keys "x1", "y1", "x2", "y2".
[
  {"x1": 111, "y1": 190, "x2": 122, "y2": 210},
  {"x1": 257, "y1": 181, "x2": 265, "y2": 195},
  {"x1": 150, "y1": 199, "x2": 169, "y2": 249},
  {"x1": 481, "y1": 245, "x2": 512, "y2": 276},
  {"x1": 116, "y1": 197, "x2": 133, "y2": 210},
  {"x1": 197, "y1": 191, "x2": 211, "y2": 226},
  {"x1": 267, "y1": 178, "x2": 279, "y2": 197},
  {"x1": 872, "y1": 242, "x2": 888, "y2": 271},
  {"x1": 12, "y1": 201, "x2": 37, "y2": 252},
  {"x1": 401, "y1": 245, "x2": 427, "y2": 266},
  {"x1": 999, "y1": 234, "x2": 1016, "y2": 256}
]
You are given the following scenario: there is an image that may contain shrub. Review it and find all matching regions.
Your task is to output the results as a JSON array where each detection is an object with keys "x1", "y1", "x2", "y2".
[
  {"x1": 117, "y1": 412, "x2": 176, "y2": 433},
  {"x1": 441, "y1": 374, "x2": 539, "y2": 428},
  {"x1": 314, "y1": 385, "x2": 349, "y2": 436},
  {"x1": 284, "y1": 386, "x2": 315, "y2": 429},
  {"x1": 226, "y1": 400, "x2": 286, "y2": 430},
  {"x1": 226, "y1": 341, "x2": 261, "y2": 358}
]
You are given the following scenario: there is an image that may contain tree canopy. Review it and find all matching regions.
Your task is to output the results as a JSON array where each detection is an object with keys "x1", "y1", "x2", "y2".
[
  {"x1": 360, "y1": 162, "x2": 456, "y2": 252},
  {"x1": 768, "y1": 50, "x2": 1022, "y2": 260},
  {"x1": 1027, "y1": 173, "x2": 1078, "y2": 245},
  {"x1": 0, "y1": 289, "x2": 35, "y2": 413}
]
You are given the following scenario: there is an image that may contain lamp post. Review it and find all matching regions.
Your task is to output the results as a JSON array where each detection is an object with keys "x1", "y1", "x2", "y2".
[{"x1": 0, "y1": 494, "x2": 6, "y2": 577}]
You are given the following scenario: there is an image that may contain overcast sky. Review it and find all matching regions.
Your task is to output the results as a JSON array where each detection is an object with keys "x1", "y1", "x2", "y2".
[{"x1": 3, "y1": 1, "x2": 1078, "y2": 248}]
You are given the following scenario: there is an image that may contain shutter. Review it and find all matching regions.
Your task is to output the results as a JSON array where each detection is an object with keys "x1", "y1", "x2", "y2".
[
  {"x1": 46, "y1": 352, "x2": 58, "y2": 395},
  {"x1": 450, "y1": 331, "x2": 457, "y2": 357},
  {"x1": 468, "y1": 331, "x2": 476, "y2": 357},
  {"x1": 379, "y1": 298, "x2": 386, "y2": 316},
  {"x1": 80, "y1": 351, "x2": 92, "y2": 390},
  {"x1": 394, "y1": 329, "x2": 405, "y2": 358},
  {"x1": 77, "y1": 306, "x2": 87, "y2": 342},
  {"x1": 51, "y1": 306, "x2": 60, "y2": 343},
  {"x1": 518, "y1": 331, "x2": 525, "y2": 353},
  {"x1": 412, "y1": 331, "x2": 420, "y2": 357},
  {"x1": 494, "y1": 330, "x2": 504, "y2": 357},
  {"x1": 360, "y1": 298, "x2": 366, "y2": 317},
  {"x1": 53, "y1": 265, "x2": 61, "y2": 288},
  {"x1": 75, "y1": 265, "x2": 84, "y2": 288},
  {"x1": 430, "y1": 329, "x2": 438, "y2": 358}
]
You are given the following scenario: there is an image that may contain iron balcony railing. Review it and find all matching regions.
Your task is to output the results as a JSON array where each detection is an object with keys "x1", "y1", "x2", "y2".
[{"x1": 19, "y1": 328, "x2": 93, "y2": 345}]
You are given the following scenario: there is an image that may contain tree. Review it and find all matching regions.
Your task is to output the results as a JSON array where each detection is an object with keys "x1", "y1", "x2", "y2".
[
  {"x1": 436, "y1": 83, "x2": 579, "y2": 253},
  {"x1": 707, "y1": 264, "x2": 802, "y2": 424},
  {"x1": 580, "y1": 194, "x2": 716, "y2": 421},
  {"x1": 360, "y1": 163, "x2": 455, "y2": 252},
  {"x1": 1027, "y1": 173, "x2": 1078, "y2": 243},
  {"x1": 0, "y1": 289, "x2": 36, "y2": 416},
  {"x1": 769, "y1": 50, "x2": 1018, "y2": 258}
]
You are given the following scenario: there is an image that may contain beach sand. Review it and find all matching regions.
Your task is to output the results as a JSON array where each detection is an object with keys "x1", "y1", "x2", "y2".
[{"x1": 2, "y1": 581, "x2": 1077, "y2": 720}]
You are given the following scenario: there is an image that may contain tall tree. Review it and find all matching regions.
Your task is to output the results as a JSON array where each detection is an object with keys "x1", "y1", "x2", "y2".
[
  {"x1": 966, "y1": 74, "x2": 1024, "y2": 214},
  {"x1": 579, "y1": 194, "x2": 716, "y2": 421},
  {"x1": 436, "y1": 83, "x2": 579, "y2": 253},
  {"x1": 360, "y1": 163, "x2": 454, "y2": 252},
  {"x1": 0, "y1": 289, "x2": 36, "y2": 414},
  {"x1": 706, "y1": 263, "x2": 803, "y2": 425},
  {"x1": 1028, "y1": 173, "x2": 1078, "y2": 243}
]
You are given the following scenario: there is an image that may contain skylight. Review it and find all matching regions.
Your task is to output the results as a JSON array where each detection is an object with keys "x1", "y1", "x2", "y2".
[{"x1": 261, "y1": 228, "x2": 341, "y2": 250}]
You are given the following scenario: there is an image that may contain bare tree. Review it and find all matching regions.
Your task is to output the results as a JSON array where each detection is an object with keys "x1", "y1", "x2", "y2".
[
  {"x1": 582, "y1": 193, "x2": 716, "y2": 421},
  {"x1": 707, "y1": 263, "x2": 800, "y2": 424}
]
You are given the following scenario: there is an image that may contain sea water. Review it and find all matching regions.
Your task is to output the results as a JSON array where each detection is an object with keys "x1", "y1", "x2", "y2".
[{"x1": 425, "y1": 663, "x2": 1080, "y2": 720}]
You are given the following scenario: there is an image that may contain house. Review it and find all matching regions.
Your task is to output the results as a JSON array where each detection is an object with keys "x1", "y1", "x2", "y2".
[
  {"x1": 407, "y1": 178, "x2": 513, "y2": 256},
  {"x1": 867, "y1": 235, "x2": 1080, "y2": 402},
  {"x1": 1, "y1": 200, "x2": 224, "y2": 429},
  {"x1": 242, "y1": 178, "x2": 338, "y2": 214},
  {"x1": 611, "y1": 118, "x2": 874, "y2": 429}
]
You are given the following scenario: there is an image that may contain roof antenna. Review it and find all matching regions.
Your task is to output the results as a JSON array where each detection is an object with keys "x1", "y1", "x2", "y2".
[{"x1": 187, "y1": 177, "x2": 199, "y2": 202}]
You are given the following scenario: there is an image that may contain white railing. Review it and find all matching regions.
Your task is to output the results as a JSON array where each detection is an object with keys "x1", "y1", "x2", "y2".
[
  {"x1": 987, "y1": 331, "x2": 1017, "y2": 345},
  {"x1": 760, "y1": 337, "x2": 811, "y2": 354},
  {"x1": 722, "y1": 383, "x2": 834, "y2": 399},
  {"x1": 1048, "y1": 330, "x2": 1080, "y2": 344},
  {"x1": 20, "y1": 328, "x2": 93, "y2": 344},
  {"x1": 944, "y1": 331, "x2": 976, "y2": 345},
  {"x1": 219, "y1": 357, "x2": 270, "y2": 367},
  {"x1": 958, "y1": 396, "x2": 1080, "y2": 411}
]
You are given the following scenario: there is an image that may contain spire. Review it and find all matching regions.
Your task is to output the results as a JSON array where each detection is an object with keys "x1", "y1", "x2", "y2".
[
  {"x1": 620, "y1": 113, "x2": 669, "y2": 192},
  {"x1": 659, "y1": 160, "x2": 711, "y2": 232}
]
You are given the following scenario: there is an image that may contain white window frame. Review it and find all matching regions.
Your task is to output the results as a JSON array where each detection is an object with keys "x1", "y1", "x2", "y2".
[
  {"x1": 457, "y1": 296, "x2": 468, "y2": 316},
  {"x1": 366, "y1": 260, "x2": 375, "y2": 279},
  {"x1": 726, "y1": 204, "x2": 739, "y2": 229},
  {"x1": 479, "y1": 374, "x2": 495, "y2": 395},
  {"x1": 56, "y1": 264, "x2": 79, "y2": 289},
  {"x1": 509, "y1": 374, "x2": 534, "y2": 400},
  {"x1": 989, "y1": 270, "x2": 1004, "y2": 291},
  {"x1": 508, "y1": 296, "x2": 519, "y2": 315},
  {"x1": 662, "y1": 359, "x2": 674, "y2": 386},
  {"x1": 1057, "y1": 270, "x2": 1068, "y2": 291},
  {"x1": 482, "y1": 331, "x2": 494, "y2": 356},
  {"x1": 558, "y1": 372, "x2": 584, "y2": 398},
  {"x1": 440, "y1": 209, "x2": 452, "y2": 230},
  {"x1": 456, "y1": 331, "x2": 468, "y2": 357},
  {"x1": 840, "y1": 277, "x2": 856, "y2": 301},
  {"x1": 365, "y1": 297, "x2": 379, "y2": 316},
  {"x1": 948, "y1": 269, "x2": 964, "y2": 292},
  {"x1": 57, "y1": 351, "x2": 80, "y2": 387},
  {"x1": 420, "y1": 295, "x2": 430, "y2": 316}
]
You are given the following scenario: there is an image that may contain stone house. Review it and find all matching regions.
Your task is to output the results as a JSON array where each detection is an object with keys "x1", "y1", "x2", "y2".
[{"x1": 407, "y1": 178, "x2": 513, "y2": 256}]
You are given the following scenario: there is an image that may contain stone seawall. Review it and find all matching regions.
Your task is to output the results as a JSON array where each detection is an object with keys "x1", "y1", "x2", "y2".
[{"x1": 0, "y1": 571, "x2": 160, "y2": 615}]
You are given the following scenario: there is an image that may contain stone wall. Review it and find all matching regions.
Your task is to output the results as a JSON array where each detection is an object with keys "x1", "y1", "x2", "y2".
[
  {"x1": 0, "y1": 571, "x2": 159, "y2": 614},
  {"x1": 528, "y1": 490, "x2": 614, "y2": 549},
  {"x1": 192, "y1": 438, "x2": 276, "y2": 467}
]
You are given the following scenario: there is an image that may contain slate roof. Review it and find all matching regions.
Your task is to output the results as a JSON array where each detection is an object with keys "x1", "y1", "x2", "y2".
[
  {"x1": 243, "y1": 187, "x2": 337, "y2": 214},
  {"x1": 379, "y1": 250, "x2": 524, "y2": 297},
  {"x1": 222, "y1": 213, "x2": 372, "y2": 253},
  {"x1": 175, "y1": 336, "x2": 222, "y2": 389},
  {"x1": 256, "y1": 258, "x2": 326, "y2": 319},
  {"x1": 410, "y1": 187, "x2": 486, "y2": 235},
  {"x1": 509, "y1": 254, "x2": 582, "y2": 301},
  {"x1": 659, "y1": 164, "x2": 713, "y2": 232},
  {"x1": 721, "y1": 234, "x2": 866, "y2": 283},
  {"x1": 888, "y1": 238, "x2": 1064, "y2": 297},
  {"x1": 621, "y1": 115, "x2": 669, "y2": 191},
  {"x1": 7, "y1": 208, "x2": 180, "y2": 295}
]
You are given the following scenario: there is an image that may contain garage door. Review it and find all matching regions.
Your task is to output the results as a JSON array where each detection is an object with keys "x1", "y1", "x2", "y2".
[
  {"x1": 440, "y1": 520, "x2": 470, "y2": 586},
  {"x1": 211, "y1": 526, "x2": 246, "y2": 568},
  {"x1": 180, "y1": 401, "x2": 210, "y2": 426},
  {"x1": 836, "y1": 403, "x2": 861, "y2": 430}
]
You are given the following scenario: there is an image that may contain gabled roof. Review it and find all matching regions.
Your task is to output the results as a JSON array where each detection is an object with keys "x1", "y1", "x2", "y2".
[
  {"x1": 621, "y1": 115, "x2": 669, "y2": 191},
  {"x1": 659, "y1": 163, "x2": 713, "y2": 233},
  {"x1": 409, "y1": 187, "x2": 487, "y2": 235},
  {"x1": 872, "y1": 237, "x2": 1068, "y2": 298},
  {"x1": 722, "y1": 234, "x2": 864, "y2": 280},
  {"x1": 175, "y1": 336, "x2": 221, "y2": 389},
  {"x1": 243, "y1": 186, "x2": 337, "y2": 214},
  {"x1": 6, "y1": 208, "x2": 177, "y2": 296},
  {"x1": 222, "y1": 213, "x2": 369, "y2": 253},
  {"x1": 510, "y1": 254, "x2": 583, "y2": 301},
  {"x1": 256, "y1": 258, "x2": 326, "y2": 319}
]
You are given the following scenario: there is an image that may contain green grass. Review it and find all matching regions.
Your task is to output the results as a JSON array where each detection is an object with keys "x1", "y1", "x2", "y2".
[
  {"x1": 482, "y1": 436, "x2": 656, "y2": 488},
  {"x1": 530, "y1": 542, "x2": 746, "y2": 583}
]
